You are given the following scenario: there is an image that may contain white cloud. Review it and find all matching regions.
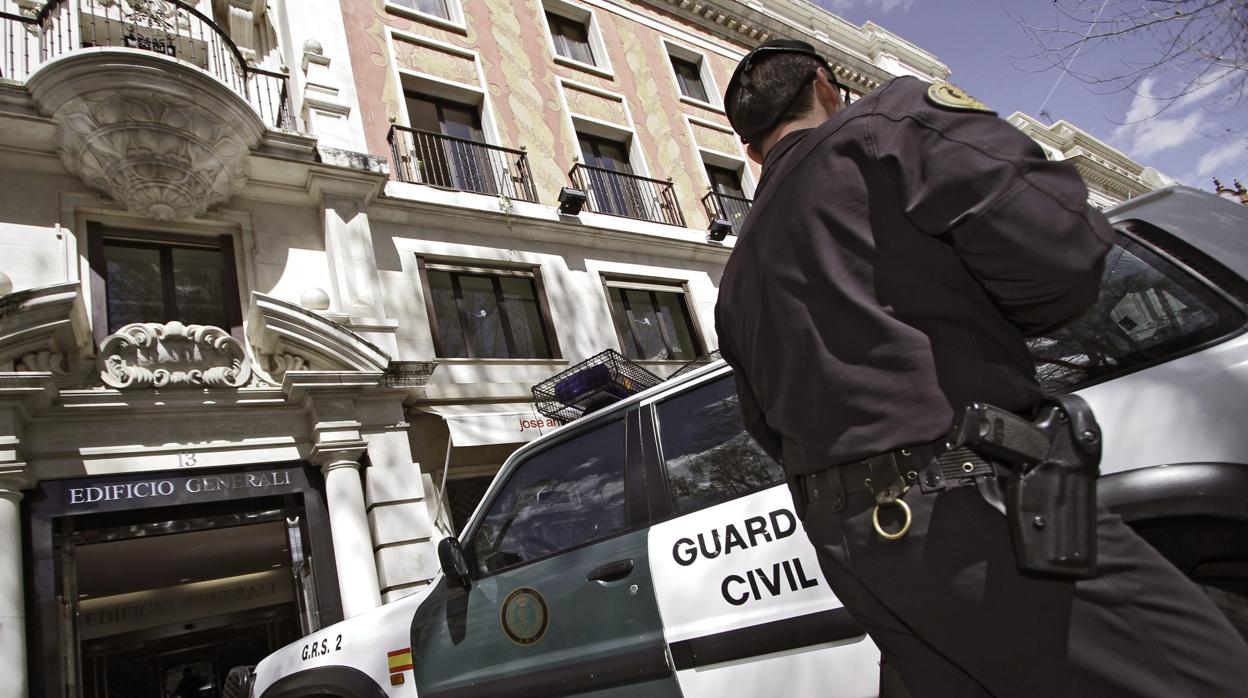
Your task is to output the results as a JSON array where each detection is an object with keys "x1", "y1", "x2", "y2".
[
  {"x1": 1110, "y1": 75, "x2": 1226, "y2": 160},
  {"x1": 1172, "y1": 66, "x2": 1234, "y2": 112},
  {"x1": 819, "y1": 0, "x2": 915, "y2": 14},
  {"x1": 1126, "y1": 111, "x2": 1208, "y2": 158},
  {"x1": 1119, "y1": 78, "x2": 1160, "y2": 126},
  {"x1": 1185, "y1": 144, "x2": 1248, "y2": 185}
]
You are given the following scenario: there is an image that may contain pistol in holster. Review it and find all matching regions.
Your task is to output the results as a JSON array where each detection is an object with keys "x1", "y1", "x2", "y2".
[{"x1": 946, "y1": 395, "x2": 1102, "y2": 579}]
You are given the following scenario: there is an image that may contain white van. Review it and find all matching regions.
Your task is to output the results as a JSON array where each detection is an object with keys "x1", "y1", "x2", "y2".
[{"x1": 235, "y1": 185, "x2": 1248, "y2": 697}]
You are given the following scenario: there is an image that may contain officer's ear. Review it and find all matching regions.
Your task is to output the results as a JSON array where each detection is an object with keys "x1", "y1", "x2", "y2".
[
  {"x1": 813, "y1": 68, "x2": 843, "y2": 114},
  {"x1": 746, "y1": 142, "x2": 764, "y2": 165}
]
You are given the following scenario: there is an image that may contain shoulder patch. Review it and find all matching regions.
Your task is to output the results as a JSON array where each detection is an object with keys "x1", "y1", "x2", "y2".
[{"x1": 925, "y1": 82, "x2": 995, "y2": 114}]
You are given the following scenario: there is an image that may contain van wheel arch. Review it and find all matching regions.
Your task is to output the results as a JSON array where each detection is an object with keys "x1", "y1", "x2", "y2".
[
  {"x1": 258, "y1": 667, "x2": 389, "y2": 698},
  {"x1": 1101, "y1": 463, "x2": 1248, "y2": 640}
]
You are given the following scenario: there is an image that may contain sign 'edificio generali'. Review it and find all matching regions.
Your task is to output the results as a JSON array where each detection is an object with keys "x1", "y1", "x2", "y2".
[{"x1": 64, "y1": 470, "x2": 296, "y2": 510}]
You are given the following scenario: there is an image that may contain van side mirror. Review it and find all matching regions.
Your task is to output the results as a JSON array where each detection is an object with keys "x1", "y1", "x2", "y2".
[{"x1": 438, "y1": 537, "x2": 471, "y2": 590}]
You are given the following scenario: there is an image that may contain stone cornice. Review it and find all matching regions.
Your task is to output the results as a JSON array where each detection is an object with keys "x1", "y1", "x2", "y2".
[
  {"x1": 638, "y1": 0, "x2": 947, "y2": 87},
  {"x1": 371, "y1": 185, "x2": 736, "y2": 263},
  {"x1": 1071, "y1": 156, "x2": 1152, "y2": 199}
]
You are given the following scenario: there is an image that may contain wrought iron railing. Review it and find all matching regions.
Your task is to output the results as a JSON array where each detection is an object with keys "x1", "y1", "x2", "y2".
[
  {"x1": 701, "y1": 190, "x2": 752, "y2": 235},
  {"x1": 0, "y1": 0, "x2": 294, "y2": 131},
  {"x1": 568, "y1": 163, "x2": 686, "y2": 227},
  {"x1": 388, "y1": 124, "x2": 539, "y2": 203},
  {"x1": 0, "y1": 10, "x2": 36, "y2": 80}
]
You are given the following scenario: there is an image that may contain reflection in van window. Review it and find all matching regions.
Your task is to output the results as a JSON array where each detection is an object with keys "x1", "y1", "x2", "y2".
[
  {"x1": 657, "y1": 377, "x2": 783, "y2": 515},
  {"x1": 1028, "y1": 235, "x2": 1244, "y2": 393},
  {"x1": 470, "y1": 418, "x2": 627, "y2": 575}
]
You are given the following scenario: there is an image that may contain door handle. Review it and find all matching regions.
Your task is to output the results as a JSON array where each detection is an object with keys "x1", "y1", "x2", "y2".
[{"x1": 587, "y1": 558, "x2": 635, "y2": 583}]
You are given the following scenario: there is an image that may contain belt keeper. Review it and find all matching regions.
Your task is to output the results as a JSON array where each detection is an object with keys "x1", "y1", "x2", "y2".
[{"x1": 919, "y1": 457, "x2": 946, "y2": 493}]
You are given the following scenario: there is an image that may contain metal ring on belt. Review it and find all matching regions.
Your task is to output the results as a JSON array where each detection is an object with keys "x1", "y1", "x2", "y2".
[{"x1": 872, "y1": 499, "x2": 912, "y2": 540}]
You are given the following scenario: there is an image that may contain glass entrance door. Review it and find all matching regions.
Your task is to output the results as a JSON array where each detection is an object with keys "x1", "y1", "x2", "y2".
[{"x1": 57, "y1": 505, "x2": 309, "y2": 698}]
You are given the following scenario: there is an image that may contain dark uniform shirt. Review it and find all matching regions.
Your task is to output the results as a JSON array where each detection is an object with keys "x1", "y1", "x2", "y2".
[{"x1": 715, "y1": 76, "x2": 1114, "y2": 476}]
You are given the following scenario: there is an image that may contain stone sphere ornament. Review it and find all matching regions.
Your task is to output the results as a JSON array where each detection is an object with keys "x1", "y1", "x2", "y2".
[{"x1": 300, "y1": 287, "x2": 332, "y2": 311}]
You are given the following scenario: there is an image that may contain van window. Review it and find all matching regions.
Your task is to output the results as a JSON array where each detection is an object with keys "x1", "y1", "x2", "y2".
[
  {"x1": 469, "y1": 418, "x2": 627, "y2": 575},
  {"x1": 1029, "y1": 234, "x2": 1245, "y2": 393},
  {"x1": 655, "y1": 376, "x2": 784, "y2": 515}
]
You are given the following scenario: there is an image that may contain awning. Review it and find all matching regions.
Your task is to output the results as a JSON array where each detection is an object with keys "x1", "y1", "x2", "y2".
[{"x1": 416, "y1": 403, "x2": 559, "y2": 447}]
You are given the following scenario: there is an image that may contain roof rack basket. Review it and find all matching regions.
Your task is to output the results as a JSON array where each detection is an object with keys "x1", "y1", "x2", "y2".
[
  {"x1": 668, "y1": 349, "x2": 722, "y2": 380},
  {"x1": 532, "y1": 349, "x2": 662, "y2": 423}
]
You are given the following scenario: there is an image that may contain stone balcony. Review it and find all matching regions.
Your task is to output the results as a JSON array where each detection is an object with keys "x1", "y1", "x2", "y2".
[{"x1": 1, "y1": 0, "x2": 300, "y2": 221}]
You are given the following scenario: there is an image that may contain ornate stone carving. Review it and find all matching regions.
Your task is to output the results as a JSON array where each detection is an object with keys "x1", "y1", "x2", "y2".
[
  {"x1": 54, "y1": 89, "x2": 251, "y2": 221},
  {"x1": 19, "y1": 349, "x2": 71, "y2": 376},
  {"x1": 98, "y1": 322, "x2": 251, "y2": 389},
  {"x1": 268, "y1": 352, "x2": 309, "y2": 379},
  {"x1": 27, "y1": 50, "x2": 266, "y2": 222}
]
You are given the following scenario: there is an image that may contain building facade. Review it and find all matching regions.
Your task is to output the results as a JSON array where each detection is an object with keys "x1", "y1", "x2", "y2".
[
  {"x1": 0, "y1": 0, "x2": 951, "y2": 695},
  {"x1": 1008, "y1": 112, "x2": 1177, "y2": 208}
]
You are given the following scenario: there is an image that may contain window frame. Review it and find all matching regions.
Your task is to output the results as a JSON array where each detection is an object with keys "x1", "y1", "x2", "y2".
[
  {"x1": 1028, "y1": 221, "x2": 1248, "y2": 393},
  {"x1": 462, "y1": 410, "x2": 647, "y2": 579},
  {"x1": 86, "y1": 223, "x2": 243, "y2": 346},
  {"x1": 601, "y1": 277, "x2": 705, "y2": 363},
  {"x1": 417, "y1": 258, "x2": 562, "y2": 360},
  {"x1": 662, "y1": 40, "x2": 721, "y2": 111},
  {"x1": 541, "y1": 0, "x2": 613, "y2": 78},
  {"x1": 384, "y1": 0, "x2": 467, "y2": 33}
]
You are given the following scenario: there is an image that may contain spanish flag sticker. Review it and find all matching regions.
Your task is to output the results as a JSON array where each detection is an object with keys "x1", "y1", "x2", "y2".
[{"x1": 387, "y1": 648, "x2": 413, "y2": 673}]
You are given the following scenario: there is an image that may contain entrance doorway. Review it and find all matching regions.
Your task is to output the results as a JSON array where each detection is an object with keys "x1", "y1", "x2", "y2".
[{"x1": 56, "y1": 501, "x2": 314, "y2": 698}]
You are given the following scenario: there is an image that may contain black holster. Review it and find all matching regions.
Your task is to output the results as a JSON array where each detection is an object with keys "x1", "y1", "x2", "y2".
[{"x1": 947, "y1": 395, "x2": 1102, "y2": 579}]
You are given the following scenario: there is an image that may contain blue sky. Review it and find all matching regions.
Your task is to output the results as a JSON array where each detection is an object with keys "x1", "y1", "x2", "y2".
[{"x1": 811, "y1": 0, "x2": 1248, "y2": 190}]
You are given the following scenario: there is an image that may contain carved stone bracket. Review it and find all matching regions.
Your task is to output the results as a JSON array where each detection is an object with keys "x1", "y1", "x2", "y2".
[
  {"x1": 0, "y1": 282, "x2": 93, "y2": 387},
  {"x1": 98, "y1": 321, "x2": 251, "y2": 389},
  {"x1": 267, "y1": 352, "x2": 308, "y2": 380},
  {"x1": 27, "y1": 50, "x2": 265, "y2": 221}
]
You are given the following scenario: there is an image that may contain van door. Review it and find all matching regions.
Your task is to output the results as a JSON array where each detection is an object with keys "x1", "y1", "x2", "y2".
[
  {"x1": 410, "y1": 413, "x2": 681, "y2": 698},
  {"x1": 644, "y1": 371, "x2": 881, "y2": 698}
]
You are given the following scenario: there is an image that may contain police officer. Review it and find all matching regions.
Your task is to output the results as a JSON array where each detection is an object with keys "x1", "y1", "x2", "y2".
[{"x1": 715, "y1": 39, "x2": 1248, "y2": 697}]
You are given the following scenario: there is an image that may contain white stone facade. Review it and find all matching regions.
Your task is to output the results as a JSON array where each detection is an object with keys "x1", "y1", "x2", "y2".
[{"x1": 1008, "y1": 112, "x2": 1177, "y2": 208}]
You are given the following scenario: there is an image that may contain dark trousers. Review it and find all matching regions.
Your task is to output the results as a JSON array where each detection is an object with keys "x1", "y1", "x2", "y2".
[{"x1": 797, "y1": 481, "x2": 1248, "y2": 697}]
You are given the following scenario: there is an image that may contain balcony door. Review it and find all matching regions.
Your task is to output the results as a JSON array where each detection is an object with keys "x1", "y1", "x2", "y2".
[
  {"x1": 578, "y1": 134, "x2": 645, "y2": 218},
  {"x1": 705, "y1": 164, "x2": 750, "y2": 232},
  {"x1": 405, "y1": 92, "x2": 497, "y2": 194}
]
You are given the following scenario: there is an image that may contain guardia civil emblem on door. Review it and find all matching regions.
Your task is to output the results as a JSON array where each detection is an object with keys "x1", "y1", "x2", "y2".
[{"x1": 500, "y1": 587, "x2": 550, "y2": 645}]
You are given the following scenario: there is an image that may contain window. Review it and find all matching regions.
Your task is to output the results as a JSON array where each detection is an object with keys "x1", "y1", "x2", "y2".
[
  {"x1": 421, "y1": 263, "x2": 558, "y2": 359},
  {"x1": 546, "y1": 11, "x2": 594, "y2": 65},
  {"x1": 1028, "y1": 230, "x2": 1245, "y2": 393},
  {"x1": 88, "y1": 228, "x2": 240, "y2": 341},
  {"x1": 391, "y1": 0, "x2": 450, "y2": 19},
  {"x1": 469, "y1": 418, "x2": 628, "y2": 575},
  {"x1": 656, "y1": 376, "x2": 783, "y2": 515},
  {"x1": 705, "y1": 164, "x2": 745, "y2": 199},
  {"x1": 704, "y1": 163, "x2": 751, "y2": 234},
  {"x1": 402, "y1": 91, "x2": 496, "y2": 194},
  {"x1": 578, "y1": 132, "x2": 647, "y2": 219},
  {"x1": 447, "y1": 475, "x2": 495, "y2": 533},
  {"x1": 670, "y1": 55, "x2": 708, "y2": 103},
  {"x1": 606, "y1": 280, "x2": 702, "y2": 361}
]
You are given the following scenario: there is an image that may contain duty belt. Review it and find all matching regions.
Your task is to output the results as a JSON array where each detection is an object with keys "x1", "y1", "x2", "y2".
[{"x1": 799, "y1": 443, "x2": 995, "y2": 539}]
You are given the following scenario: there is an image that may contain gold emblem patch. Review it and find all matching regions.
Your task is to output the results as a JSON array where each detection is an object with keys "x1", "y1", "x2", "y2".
[
  {"x1": 925, "y1": 82, "x2": 995, "y2": 114},
  {"x1": 501, "y1": 587, "x2": 550, "y2": 646}
]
